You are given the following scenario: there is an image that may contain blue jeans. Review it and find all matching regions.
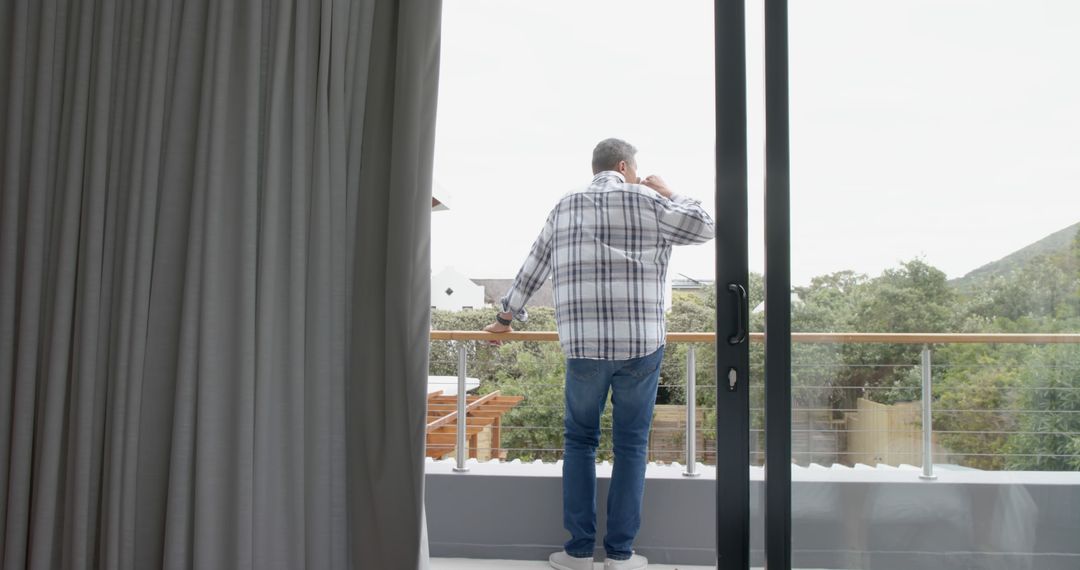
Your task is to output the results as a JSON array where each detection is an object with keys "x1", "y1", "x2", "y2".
[{"x1": 562, "y1": 346, "x2": 664, "y2": 561}]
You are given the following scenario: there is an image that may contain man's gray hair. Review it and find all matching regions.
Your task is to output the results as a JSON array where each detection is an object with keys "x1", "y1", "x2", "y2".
[{"x1": 592, "y1": 138, "x2": 637, "y2": 173}]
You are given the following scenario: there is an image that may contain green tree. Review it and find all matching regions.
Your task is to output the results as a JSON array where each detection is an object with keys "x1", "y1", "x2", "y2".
[
  {"x1": 964, "y1": 275, "x2": 1033, "y2": 323},
  {"x1": 792, "y1": 270, "x2": 867, "y2": 332},
  {"x1": 663, "y1": 287, "x2": 720, "y2": 459},
  {"x1": 663, "y1": 287, "x2": 717, "y2": 405},
  {"x1": 845, "y1": 259, "x2": 956, "y2": 405},
  {"x1": 430, "y1": 306, "x2": 559, "y2": 381},
  {"x1": 855, "y1": 259, "x2": 956, "y2": 334},
  {"x1": 427, "y1": 249, "x2": 1080, "y2": 471},
  {"x1": 482, "y1": 342, "x2": 571, "y2": 462},
  {"x1": 1022, "y1": 255, "x2": 1073, "y2": 319},
  {"x1": 1068, "y1": 227, "x2": 1080, "y2": 317},
  {"x1": 1005, "y1": 344, "x2": 1080, "y2": 470},
  {"x1": 932, "y1": 343, "x2": 1028, "y2": 470}
]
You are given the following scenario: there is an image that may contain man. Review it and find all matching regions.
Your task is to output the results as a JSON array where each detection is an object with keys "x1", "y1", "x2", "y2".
[{"x1": 483, "y1": 138, "x2": 715, "y2": 570}]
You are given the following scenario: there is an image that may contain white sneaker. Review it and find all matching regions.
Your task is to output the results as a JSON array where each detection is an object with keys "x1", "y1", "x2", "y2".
[
  {"x1": 604, "y1": 553, "x2": 647, "y2": 569},
  {"x1": 549, "y1": 550, "x2": 595, "y2": 570}
]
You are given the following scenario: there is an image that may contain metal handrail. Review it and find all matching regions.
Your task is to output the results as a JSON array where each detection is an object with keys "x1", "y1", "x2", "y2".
[
  {"x1": 430, "y1": 330, "x2": 1080, "y2": 344},
  {"x1": 430, "y1": 330, "x2": 1080, "y2": 475}
]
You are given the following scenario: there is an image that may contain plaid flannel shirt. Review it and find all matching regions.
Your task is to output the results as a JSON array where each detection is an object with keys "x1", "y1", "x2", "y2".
[{"x1": 501, "y1": 171, "x2": 715, "y2": 360}]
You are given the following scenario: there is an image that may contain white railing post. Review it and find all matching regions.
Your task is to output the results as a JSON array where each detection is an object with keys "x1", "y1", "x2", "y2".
[
  {"x1": 683, "y1": 345, "x2": 701, "y2": 477},
  {"x1": 454, "y1": 343, "x2": 469, "y2": 473},
  {"x1": 920, "y1": 344, "x2": 936, "y2": 480}
]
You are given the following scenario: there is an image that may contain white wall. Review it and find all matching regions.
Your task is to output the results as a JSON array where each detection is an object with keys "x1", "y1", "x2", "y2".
[
  {"x1": 431, "y1": 266, "x2": 485, "y2": 311},
  {"x1": 426, "y1": 462, "x2": 1080, "y2": 568}
]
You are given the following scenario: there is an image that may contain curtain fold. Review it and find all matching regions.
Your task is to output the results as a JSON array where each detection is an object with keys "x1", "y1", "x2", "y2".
[{"x1": 0, "y1": 0, "x2": 441, "y2": 568}]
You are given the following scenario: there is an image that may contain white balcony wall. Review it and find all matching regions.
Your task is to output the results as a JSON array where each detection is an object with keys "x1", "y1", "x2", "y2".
[{"x1": 426, "y1": 462, "x2": 1080, "y2": 569}]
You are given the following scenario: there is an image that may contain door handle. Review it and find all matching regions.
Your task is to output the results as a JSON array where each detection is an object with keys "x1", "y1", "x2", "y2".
[{"x1": 727, "y1": 283, "x2": 748, "y2": 345}]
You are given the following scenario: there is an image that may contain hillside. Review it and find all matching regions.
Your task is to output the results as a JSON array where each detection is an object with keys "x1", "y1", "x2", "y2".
[{"x1": 951, "y1": 221, "x2": 1080, "y2": 290}]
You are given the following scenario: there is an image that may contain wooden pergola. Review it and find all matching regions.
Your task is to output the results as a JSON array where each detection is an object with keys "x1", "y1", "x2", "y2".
[{"x1": 426, "y1": 390, "x2": 524, "y2": 461}]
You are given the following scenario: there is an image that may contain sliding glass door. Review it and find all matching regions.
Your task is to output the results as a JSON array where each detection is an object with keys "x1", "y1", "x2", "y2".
[
  {"x1": 785, "y1": 2, "x2": 1080, "y2": 569},
  {"x1": 715, "y1": 0, "x2": 792, "y2": 567},
  {"x1": 718, "y1": 1, "x2": 1080, "y2": 569}
]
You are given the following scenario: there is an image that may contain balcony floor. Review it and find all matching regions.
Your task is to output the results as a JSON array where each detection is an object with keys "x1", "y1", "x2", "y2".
[{"x1": 431, "y1": 558, "x2": 716, "y2": 569}]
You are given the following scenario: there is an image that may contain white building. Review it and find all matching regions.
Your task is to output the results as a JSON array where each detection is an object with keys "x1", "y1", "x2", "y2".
[{"x1": 430, "y1": 266, "x2": 485, "y2": 311}]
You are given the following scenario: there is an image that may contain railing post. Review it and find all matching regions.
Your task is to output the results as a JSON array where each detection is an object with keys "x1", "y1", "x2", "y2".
[
  {"x1": 683, "y1": 345, "x2": 701, "y2": 477},
  {"x1": 920, "y1": 344, "x2": 936, "y2": 480},
  {"x1": 454, "y1": 343, "x2": 469, "y2": 473}
]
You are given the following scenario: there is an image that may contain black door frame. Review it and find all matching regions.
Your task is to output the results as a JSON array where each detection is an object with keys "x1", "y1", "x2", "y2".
[
  {"x1": 715, "y1": 0, "x2": 791, "y2": 568},
  {"x1": 713, "y1": 1, "x2": 750, "y2": 568},
  {"x1": 762, "y1": 0, "x2": 792, "y2": 568}
]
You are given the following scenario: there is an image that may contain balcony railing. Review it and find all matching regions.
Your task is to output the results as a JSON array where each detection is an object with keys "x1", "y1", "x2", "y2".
[{"x1": 428, "y1": 331, "x2": 1080, "y2": 476}]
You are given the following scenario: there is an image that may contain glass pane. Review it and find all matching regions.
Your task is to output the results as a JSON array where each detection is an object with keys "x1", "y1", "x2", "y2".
[
  {"x1": 430, "y1": 1, "x2": 721, "y2": 567},
  {"x1": 432, "y1": 0, "x2": 717, "y2": 468},
  {"x1": 787, "y1": 2, "x2": 1080, "y2": 569}
]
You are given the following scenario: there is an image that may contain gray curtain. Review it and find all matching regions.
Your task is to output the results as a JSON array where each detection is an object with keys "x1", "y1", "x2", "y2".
[{"x1": 0, "y1": 0, "x2": 440, "y2": 568}]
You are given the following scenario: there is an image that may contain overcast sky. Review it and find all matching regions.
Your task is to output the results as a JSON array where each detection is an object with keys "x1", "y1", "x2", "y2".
[{"x1": 432, "y1": 0, "x2": 1079, "y2": 287}]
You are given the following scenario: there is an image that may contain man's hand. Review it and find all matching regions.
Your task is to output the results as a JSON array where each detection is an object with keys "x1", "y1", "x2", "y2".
[
  {"x1": 641, "y1": 175, "x2": 674, "y2": 199},
  {"x1": 483, "y1": 321, "x2": 512, "y2": 334},
  {"x1": 483, "y1": 312, "x2": 513, "y2": 345}
]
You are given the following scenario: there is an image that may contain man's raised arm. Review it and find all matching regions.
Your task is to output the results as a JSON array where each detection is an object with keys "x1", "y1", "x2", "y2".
[{"x1": 642, "y1": 175, "x2": 715, "y2": 246}]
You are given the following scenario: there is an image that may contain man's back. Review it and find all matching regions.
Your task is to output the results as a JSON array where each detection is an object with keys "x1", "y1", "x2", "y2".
[
  {"x1": 488, "y1": 139, "x2": 716, "y2": 570},
  {"x1": 502, "y1": 171, "x2": 714, "y2": 360}
]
